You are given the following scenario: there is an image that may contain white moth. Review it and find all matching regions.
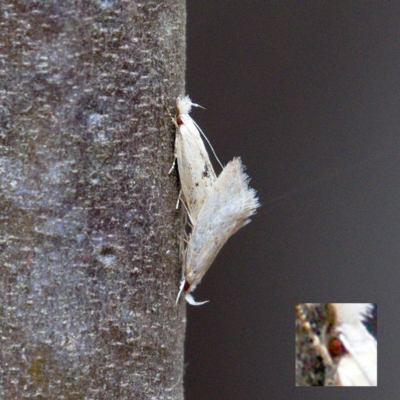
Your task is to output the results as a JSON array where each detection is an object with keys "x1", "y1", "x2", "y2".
[
  {"x1": 177, "y1": 157, "x2": 260, "y2": 305},
  {"x1": 170, "y1": 95, "x2": 222, "y2": 221},
  {"x1": 331, "y1": 303, "x2": 377, "y2": 386}
]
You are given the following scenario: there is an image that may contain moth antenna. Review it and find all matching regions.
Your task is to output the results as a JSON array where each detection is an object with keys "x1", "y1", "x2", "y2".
[{"x1": 192, "y1": 119, "x2": 224, "y2": 170}]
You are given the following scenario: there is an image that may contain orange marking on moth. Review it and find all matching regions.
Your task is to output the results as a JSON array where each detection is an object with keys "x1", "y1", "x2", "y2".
[{"x1": 328, "y1": 337, "x2": 347, "y2": 358}]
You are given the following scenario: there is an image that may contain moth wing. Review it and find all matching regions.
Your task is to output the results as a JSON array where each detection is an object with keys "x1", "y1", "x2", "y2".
[
  {"x1": 175, "y1": 115, "x2": 216, "y2": 221},
  {"x1": 332, "y1": 303, "x2": 373, "y2": 324},
  {"x1": 184, "y1": 157, "x2": 259, "y2": 289},
  {"x1": 337, "y1": 322, "x2": 377, "y2": 386}
]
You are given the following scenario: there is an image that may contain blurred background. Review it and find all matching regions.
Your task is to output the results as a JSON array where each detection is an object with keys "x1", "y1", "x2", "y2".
[{"x1": 184, "y1": 2, "x2": 398, "y2": 398}]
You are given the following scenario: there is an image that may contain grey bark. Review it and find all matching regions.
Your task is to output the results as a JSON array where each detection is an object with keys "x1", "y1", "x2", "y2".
[
  {"x1": 295, "y1": 303, "x2": 338, "y2": 386},
  {"x1": 0, "y1": 1, "x2": 186, "y2": 398}
]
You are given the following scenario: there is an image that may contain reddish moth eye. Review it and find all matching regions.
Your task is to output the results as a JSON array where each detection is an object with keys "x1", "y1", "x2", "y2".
[
  {"x1": 328, "y1": 337, "x2": 347, "y2": 358},
  {"x1": 183, "y1": 281, "x2": 191, "y2": 292}
]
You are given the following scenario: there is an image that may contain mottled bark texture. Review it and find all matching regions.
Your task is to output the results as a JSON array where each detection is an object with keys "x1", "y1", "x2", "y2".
[
  {"x1": 0, "y1": 1, "x2": 186, "y2": 398},
  {"x1": 295, "y1": 303, "x2": 339, "y2": 386}
]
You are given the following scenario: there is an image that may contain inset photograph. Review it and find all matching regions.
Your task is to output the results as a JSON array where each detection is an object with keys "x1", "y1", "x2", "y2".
[{"x1": 296, "y1": 303, "x2": 377, "y2": 386}]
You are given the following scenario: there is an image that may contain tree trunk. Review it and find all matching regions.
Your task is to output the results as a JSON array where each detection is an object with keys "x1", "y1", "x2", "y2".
[{"x1": 0, "y1": 1, "x2": 186, "y2": 398}]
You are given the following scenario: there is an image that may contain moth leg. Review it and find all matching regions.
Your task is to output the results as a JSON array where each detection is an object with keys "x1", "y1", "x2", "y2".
[
  {"x1": 165, "y1": 103, "x2": 179, "y2": 174},
  {"x1": 175, "y1": 279, "x2": 186, "y2": 305},
  {"x1": 296, "y1": 304, "x2": 334, "y2": 366},
  {"x1": 165, "y1": 104, "x2": 179, "y2": 128},
  {"x1": 179, "y1": 194, "x2": 195, "y2": 226},
  {"x1": 168, "y1": 157, "x2": 177, "y2": 175},
  {"x1": 173, "y1": 189, "x2": 182, "y2": 210}
]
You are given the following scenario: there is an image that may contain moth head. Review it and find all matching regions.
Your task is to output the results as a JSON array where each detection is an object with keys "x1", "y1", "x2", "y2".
[
  {"x1": 175, "y1": 279, "x2": 209, "y2": 306},
  {"x1": 176, "y1": 95, "x2": 194, "y2": 117},
  {"x1": 176, "y1": 95, "x2": 204, "y2": 118}
]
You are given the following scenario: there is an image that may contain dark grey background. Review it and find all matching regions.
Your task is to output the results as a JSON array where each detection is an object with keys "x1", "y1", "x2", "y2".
[{"x1": 184, "y1": 2, "x2": 398, "y2": 398}]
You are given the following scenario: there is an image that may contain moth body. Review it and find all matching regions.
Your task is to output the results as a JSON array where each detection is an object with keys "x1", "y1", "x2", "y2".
[
  {"x1": 173, "y1": 96, "x2": 217, "y2": 221},
  {"x1": 170, "y1": 96, "x2": 259, "y2": 306}
]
